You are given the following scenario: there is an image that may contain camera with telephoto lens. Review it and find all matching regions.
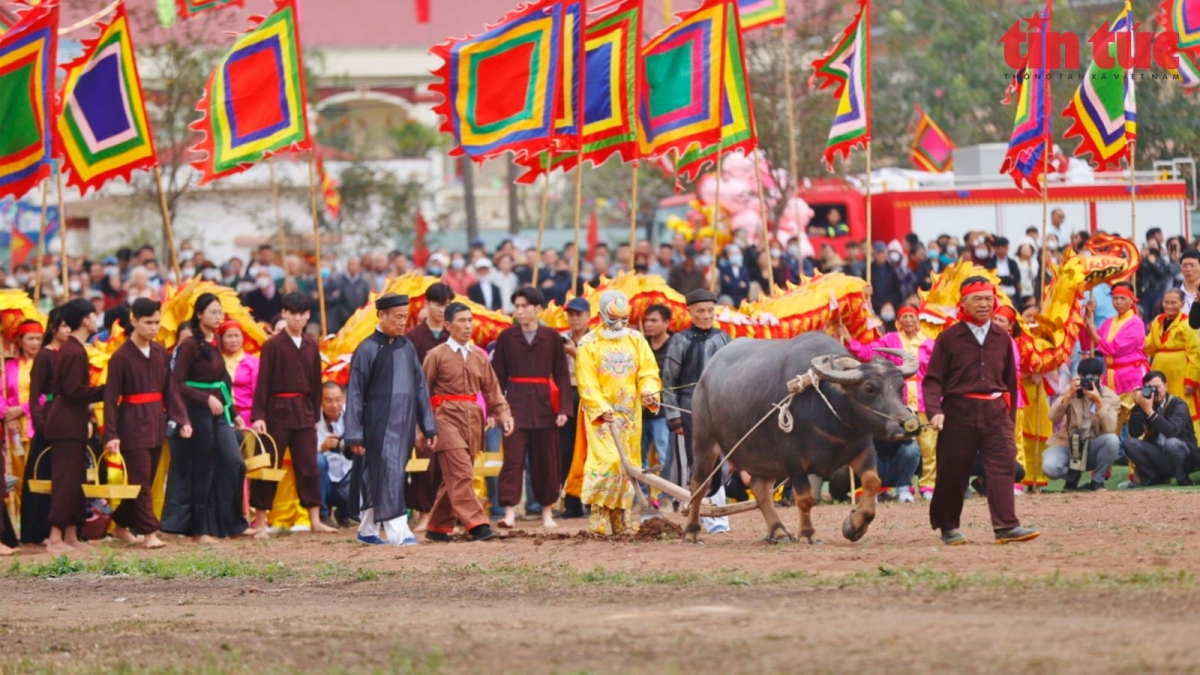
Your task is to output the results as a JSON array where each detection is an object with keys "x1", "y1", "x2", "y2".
[
  {"x1": 1076, "y1": 375, "x2": 1100, "y2": 399},
  {"x1": 1140, "y1": 385, "x2": 1158, "y2": 400}
]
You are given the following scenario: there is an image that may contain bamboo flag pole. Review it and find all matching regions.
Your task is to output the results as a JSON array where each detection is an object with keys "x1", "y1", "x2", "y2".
[
  {"x1": 152, "y1": 166, "x2": 182, "y2": 284},
  {"x1": 571, "y1": 165, "x2": 584, "y2": 296},
  {"x1": 268, "y1": 158, "x2": 289, "y2": 282},
  {"x1": 709, "y1": 144, "x2": 725, "y2": 293},
  {"x1": 55, "y1": 168, "x2": 68, "y2": 294},
  {"x1": 33, "y1": 180, "x2": 48, "y2": 304},
  {"x1": 1129, "y1": 139, "x2": 1138, "y2": 257},
  {"x1": 532, "y1": 175, "x2": 550, "y2": 288},
  {"x1": 780, "y1": 26, "x2": 802, "y2": 241},
  {"x1": 308, "y1": 153, "x2": 328, "y2": 337},
  {"x1": 629, "y1": 162, "x2": 639, "y2": 255},
  {"x1": 862, "y1": 3, "x2": 873, "y2": 286},
  {"x1": 1039, "y1": 136, "x2": 1051, "y2": 304},
  {"x1": 751, "y1": 151, "x2": 775, "y2": 295},
  {"x1": 864, "y1": 142, "x2": 873, "y2": 285},
  {"x1": 663, "y1": 0, "x2": 672, "y2": 24}
]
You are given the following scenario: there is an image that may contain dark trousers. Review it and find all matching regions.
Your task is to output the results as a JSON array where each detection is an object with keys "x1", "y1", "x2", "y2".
[
  {"x1": 111, "y1": 446, "x2": 163, "y2": 533},
  {"x1": 498, "y1": 427, "x2": 560, "y2": 507},
  {"x1": 160, "y1": 409, "x2": 248, "y2": 538},
  {"x1": 47, "y1": 439, "x2": 88, "y2": 530},
  {"x1": 251, "y1": 425, "x2": 321, "y2": 510},
  {"x1": 929, "y1": 413, "x2": 1020, "y2": 531},
  {"x1": 21, "y1": 436, "x2": 53, "y2": 543},
  {"x1": 406, "y1": 446, "x2": 443, "y2": 513},
  {"x1": 1125, "y1": 437, "x2": 1195, "y2": 485}
]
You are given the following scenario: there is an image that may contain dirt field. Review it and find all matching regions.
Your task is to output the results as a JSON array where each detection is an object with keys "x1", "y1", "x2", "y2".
[{"x1": 3, "y1": 489, "x2": 1200, "y2": 674}]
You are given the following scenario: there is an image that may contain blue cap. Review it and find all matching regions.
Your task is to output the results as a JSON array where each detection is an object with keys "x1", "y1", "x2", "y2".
[
  {"x1": 104, "y1": 256, "x2": 118, "y2": 265},
  {"x1": 566, "y1": 297, "x2": 590, "y2": 313}
]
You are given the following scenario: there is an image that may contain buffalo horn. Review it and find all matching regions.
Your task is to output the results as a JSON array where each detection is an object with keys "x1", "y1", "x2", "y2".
[
  {"x1": 811, "y1": 354, "x2": 866, "y2": 385},
  {"x1": 874, "y1": 347, "x2": 920, "y2": 378}
]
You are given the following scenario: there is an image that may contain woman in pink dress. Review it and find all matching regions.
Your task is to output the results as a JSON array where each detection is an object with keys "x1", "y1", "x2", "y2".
[{"x1": 1081, "y1": 282, "x2": 1148, "y2": 429}]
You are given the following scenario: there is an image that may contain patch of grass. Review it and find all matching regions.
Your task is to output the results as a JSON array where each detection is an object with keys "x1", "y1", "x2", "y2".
[{"x1": 5, "y1": 550, "x2": 292, "y2": 582}]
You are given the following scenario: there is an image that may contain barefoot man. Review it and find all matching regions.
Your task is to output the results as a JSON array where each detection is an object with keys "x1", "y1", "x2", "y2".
[
  {"x1": 250, "y1": 293, "x2": 336, "y2": 534},
  {"x1": 103, "y1": 298, "x2": 192, "y2": 549},
  {"x1": 45, "y1": 299, "x2": 105, "y2": 555},
  {"x1": 491, "y1": 288, "x2": 571, "y2": 529}
]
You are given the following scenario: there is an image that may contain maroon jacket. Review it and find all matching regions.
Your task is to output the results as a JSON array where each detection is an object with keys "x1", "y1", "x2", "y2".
[
  {"x1": 28, "y1": 346, "x2": 58, "y2": 437},
  {"x1": 407, "y1": 322, "x2": 450, "y2": 364},
  {"x1": 173, "y1": 336, "x2": 231, "y2": 409},
  {"x1": 44, "y1": 336, "x2": 104, "y2": 442},
  {"x1": 491, "y1": 325, "x2": 572, "y2": 430},
  {"x1": 251, "y1": 331, "x2": 322, "y2": 430},
  {"x1": 103, "y1": 339, "x2": 190, "y2": 447},
  {"x1": 922, "y1": 320, "x2": 1019, "y2": 427}
]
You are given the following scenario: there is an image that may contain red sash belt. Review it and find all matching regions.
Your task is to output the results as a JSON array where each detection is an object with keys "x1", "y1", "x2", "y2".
[
  {"x1": 1105, "y1": 357, "x2": 1148, "y2": 369},
  {"x1": 963, "y1": 391, "x2": 1012, "y2": 409},
  {"x1": 274, "y1": 392, "x2": 306, "y2": 398},
  {"x1": 510, "y1": 376, "x2": 560, "y2": 414},
  {"x1": 119, "y1": 392, "x2": 162, "y2": 405},
  {"x1": 431, "y1": 394, "x2": 477, "y2": 409}
]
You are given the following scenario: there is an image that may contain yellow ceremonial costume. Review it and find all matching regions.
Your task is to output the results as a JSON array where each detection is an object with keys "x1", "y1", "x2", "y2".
[
  {"x1": 567, "y1": 328, "x2": 660, "y2": 536},
  {"x1": 1018, "y1": 375, "x2": 1051, "y2": 487},
  {"x1": 268, "y1": 451, "x2": 311, "y2": 530},
  {"x1": 1145, "y1": 313, "x2": 1200, "y2": 436}
]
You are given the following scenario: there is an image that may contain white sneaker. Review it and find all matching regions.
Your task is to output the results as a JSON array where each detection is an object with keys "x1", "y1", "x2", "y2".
[{"x1": 897, "y1": 487, "x2": 915, "y2": 503}]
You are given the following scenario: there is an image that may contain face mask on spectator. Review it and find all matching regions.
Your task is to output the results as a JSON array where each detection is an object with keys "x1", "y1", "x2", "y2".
[
  {"x1": 255, "y1": 277, "x2": 271, "y2": 289},
  {"x1": 104, "y1": 265, "x2": 118, "y2": 276},
  {"x1": 68, "y1": 280, "x2": 81, "y2": 293},
  {"x1": 944, "y1": 246, "x2": 957, "y2": 258},
  {"x1": 880, "y1": 307, "x2": 896, "y2": 322},
  {"x1": 728, "y1": 254, "x2": 744, "y2": 267},
  {"x1": 202, "y1": 269, "x2": 219, "y2": 281},
  {"x1": 180, "y1": 250, "x2": 194, "y2": 261},
  {"x1": 451, "y1": 258, "x2": 466, "y2": 271},
  {"x1": 15, "y1": 274, "x2": 29, "y2": 285},
  {"x1": 427, "y1": 265, "x2": 444, "y2": 276},
  {"x1": 697, "y1": 254, "x2": 713, "y2": 267},
  {"x1": 321, "y1": 268, "x2": 331, "y2": 279},
  {"x1": 181, "y1": 266, "x2": 195, "y2": 278},
  {"x1": 887, "y1": 251, "x2": 902, "y2": 264},
  {"x1": 974, "y1": 246, "x2": 988, "y2": 259},
  {"x1": 787, "y1": 246, "x2": 799, "y2": 258}
]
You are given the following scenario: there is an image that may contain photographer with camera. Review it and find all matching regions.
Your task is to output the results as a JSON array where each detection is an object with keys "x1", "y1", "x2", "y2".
[
  {"x1": 315, "y1": 382, "x2": 353, "y2": 527},
  {"x1": 1042, "y1": 358, "x2": 1121, "y2": 491},
  {"x1": 1124, "y1": 371, "x2": 1198, "y2": 487},
  {"x1": 1139, "y1": 229, "x2": 1171, "y2": 321}
]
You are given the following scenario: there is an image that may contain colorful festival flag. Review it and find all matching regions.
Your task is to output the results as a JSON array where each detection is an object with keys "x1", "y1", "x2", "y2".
[
  {"x1": 316, "y1": 154, "x2": 341, "y2": 220},
  {"x1": 176, "y1": 0, "x2": 244, "y2": 20},
  {"x1": 0, "y1": 196, "x2": 59, "y2": 266},
  {"x1": 810, "y1": 0, "x2": 870, "y2": 171},
  {"x1": 675, "y1": 0, "x2": 758, "y2": 182},
  {"x1": 637, "y1": 0, "x2": 729, "y2": 162},
  {"x1": 908, "y1": 105, "x2": 955, "y2": 173},
  {"x1": 736, "y1": 0, "x2": 786, "y2": 31},
  {"x1": 56, "y1": 4, "x2": 157, "y2": 195},
  {"x1": 415, "y1": 0, "x2": 431, "y2": 24},
  {"x1": 1165, "y1": 0, "x2": 1200, "y2": 51},
  {"x1": 431, "y1": 0, "x2": 568, "y2": 161},
  {"x1": 1000, "y1": 2, "x2": 1051, "y2": 191},
  {"x1": 513, "y1": 0, "x2": 643, "y2": 184},
  {"x1": 0, "y1": 1, "x2": 57, "y2": 202},
  {"x1": 1061, "y1": 1, "x2": 1136, "y2": 171},
  {"x1": 1159, "y1": 0, "x2": 1200, "y2": 89},
  {"x1": 0, "y1": 6, "x2": 20, "y2": 34},
  {"x1": 189, "y1": 0, "x2": 311, "y2": 185}
]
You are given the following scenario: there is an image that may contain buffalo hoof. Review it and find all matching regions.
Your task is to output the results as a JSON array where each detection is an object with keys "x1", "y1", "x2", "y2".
[
  {"x1": 681, "y1": 524, "x2": 702, "y2": 544},
  {"x1": 800, "y1": 529, "x2": 816, "y2": 544},
  {"x1": 842, "y1": 512, "x2": 869, "y2": 543},
  {"x1": 804, "y1": 535, "x2": 815, "y2": 545},
  {"x1": 765, "y1": 524, "x2": 795, "y2": 544}
]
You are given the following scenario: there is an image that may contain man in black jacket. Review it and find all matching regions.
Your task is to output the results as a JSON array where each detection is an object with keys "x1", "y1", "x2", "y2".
[
  {"x1": 1125, "y1": 370, "x2": 1198, "y2": 486},
  {"x1": 985, "y1": 237, "x2": 1022, "y2": 304}
]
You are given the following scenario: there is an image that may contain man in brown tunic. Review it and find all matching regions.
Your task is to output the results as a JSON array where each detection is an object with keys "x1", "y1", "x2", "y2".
[
  {"x1": 250, "y1": 293, "x2": 335, "y2": 534},
  {"x1": 405, "y1": 282, "x2": 454, "y2": 524},
  {"x1": 491, "y1": 287, "x2": 571, "y2": 529},
  {"x1": 423, "y1": 302, "x2": 512, "y2": 542},
  {"x1": 103, "y1": 298, "x2": 191, "y2": 549},
  {"x1": 923, "y1": 276, "x2": 1039, "y2": 546},
  {"x1": 45, "y1": 299, "x2": 105, "y2": 555}
]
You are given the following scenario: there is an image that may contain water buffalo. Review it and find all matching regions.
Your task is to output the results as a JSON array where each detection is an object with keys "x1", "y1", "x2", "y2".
[{"x1": 683, "y1": 332, "x2": 920, "y2": 544}]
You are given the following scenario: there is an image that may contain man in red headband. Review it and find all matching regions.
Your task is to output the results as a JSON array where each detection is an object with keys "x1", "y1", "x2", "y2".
[
  {"x1": 922, "y1": 276, "x2": 1039, "y2": 546},
  {"x1": 1081, "y1": 282, "x2": 1147, "y2": 433}
]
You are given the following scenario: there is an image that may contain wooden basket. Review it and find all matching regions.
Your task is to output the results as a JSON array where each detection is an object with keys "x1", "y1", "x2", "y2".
[
  {"x1": 27, "y1": 446, "x2": 52, "y2": 494},
  {"x1": 245, "y1": 431, "x2": 285, "y2": 482},
  {"x1": 406, "y1": 446, "x2": 430, "y2": 473},
  {"x1": 81, "y1": 449, "x2": 142, "y2": 500},
  {"x1": 241, "y1": 431, "x2": 273, "y2": 472}
]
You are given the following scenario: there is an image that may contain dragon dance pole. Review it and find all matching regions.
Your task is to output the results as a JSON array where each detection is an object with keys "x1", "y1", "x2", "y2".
[
  {"x1": 268, "y1": 157, "x2": 289, "y2": 284},
  {"x1": 1129, "y1": 140, "x2": 1138, "y2": 289},
  {"x1": 1039, "y1": 136, "x2": 1051, "y2": 305},
  {"x1": 56, "y1": 169, "x2": 69, "y2": 294},
  {"x1": 152, "y1": 166, "x2": 183, "y2": 284},
  {"x1": 709, "y1": 140, "x2": 725, "y2": 293},
  {"x1": 865, "y1": 141, "x2": 872, "y2": 285}
]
